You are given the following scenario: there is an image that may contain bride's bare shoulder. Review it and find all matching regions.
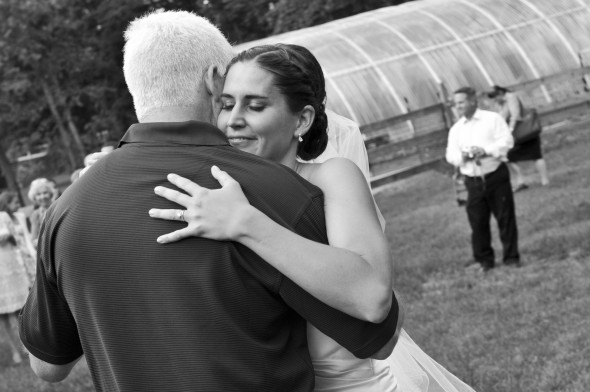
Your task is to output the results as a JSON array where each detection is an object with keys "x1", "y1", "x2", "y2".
[{"x1": 299, "y1": 158, "x2": 364, "y2": 189}]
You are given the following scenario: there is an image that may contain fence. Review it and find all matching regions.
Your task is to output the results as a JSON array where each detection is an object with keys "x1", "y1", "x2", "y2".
[{"x1": 364, "y1": 66, "x2": 590, "y2": 188}]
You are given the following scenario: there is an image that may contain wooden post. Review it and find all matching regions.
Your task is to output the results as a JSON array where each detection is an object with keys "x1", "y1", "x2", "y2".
[
  {"x1": 579, "y1": 51, "x2": 590, "y2": 92},
  {"x1": 437, "y1": 81, "x2": 455, "y2": 129}
]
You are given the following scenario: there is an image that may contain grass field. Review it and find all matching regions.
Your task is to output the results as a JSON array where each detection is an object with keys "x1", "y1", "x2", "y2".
[
  {"x1": 1, "y1": 120, "x2": 588, "y2": 391},
  {"x1": 375, "y1": 119, "x2": 590, "y2": 392}
]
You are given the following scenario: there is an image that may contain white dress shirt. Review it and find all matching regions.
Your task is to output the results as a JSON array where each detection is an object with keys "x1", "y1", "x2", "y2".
[{"x1": 446, "y1": 109, "x2": 514, "y2": 177}]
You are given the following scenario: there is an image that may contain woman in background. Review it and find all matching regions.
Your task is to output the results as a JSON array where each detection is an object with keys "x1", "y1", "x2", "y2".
[
  {"x1": 489, "y1": 85, "x2": 549, "y2": 191},
  {"x1": 27, "y1": 177, "x2": 59, "y2": 246},
  {"x1": 0, "y1": 191, "x2": 34, "y2": 365}
]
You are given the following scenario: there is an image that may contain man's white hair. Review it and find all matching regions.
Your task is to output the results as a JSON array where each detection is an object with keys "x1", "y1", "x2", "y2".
[{"x1": 123, "y1": 10, "x2": 233, "y2": 120}]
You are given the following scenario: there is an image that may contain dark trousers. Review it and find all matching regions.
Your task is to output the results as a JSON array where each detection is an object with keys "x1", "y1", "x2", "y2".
[{"x1": 464, "y1": 163, "x2": 520, "y2": 268}]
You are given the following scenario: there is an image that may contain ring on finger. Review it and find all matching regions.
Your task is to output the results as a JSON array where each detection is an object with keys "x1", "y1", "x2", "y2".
[{"x1": 177, "y1": 210, "x2": 185, "y2": 222}]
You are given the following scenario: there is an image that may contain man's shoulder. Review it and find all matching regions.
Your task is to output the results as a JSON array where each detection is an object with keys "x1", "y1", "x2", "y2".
[
  {"x1": 244, "y1": 164, "x2": 322, "y2": 204},
  {"x1": 228, "y1": 150, "x2": 317, "y2": 189},
  {"x1": 222, "y1": 153, "x2": 325, "y2": 221},
  {"x1": 476, "y1": 109, "x2": 501, "y2": 120}
]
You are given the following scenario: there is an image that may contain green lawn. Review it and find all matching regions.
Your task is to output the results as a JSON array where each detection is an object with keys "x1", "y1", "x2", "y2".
[
  {"x1": 2, "y1": 120, "x2": 588, "y2": 391},
  {"x1": 375, "y1": 120, "x2": 590, "y2": 392}
]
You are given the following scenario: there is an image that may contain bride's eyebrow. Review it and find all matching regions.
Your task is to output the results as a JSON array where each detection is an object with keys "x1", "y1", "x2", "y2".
[
  {"x1": 220, "y1": 93, "x2": 268, "y2": 101},
  {"x1": 244, "y1": 94, "x2": 268, "y2": 100}
]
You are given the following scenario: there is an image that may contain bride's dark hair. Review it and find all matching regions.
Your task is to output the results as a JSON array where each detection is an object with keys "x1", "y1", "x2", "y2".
[{"x1": 225, "y1": 44, "x2": 329, "y2": 160}]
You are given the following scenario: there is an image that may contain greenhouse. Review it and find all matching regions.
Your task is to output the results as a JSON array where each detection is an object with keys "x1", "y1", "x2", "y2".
[{"x1": 235, "y1": 0, "x2": 590, "y2": 143}]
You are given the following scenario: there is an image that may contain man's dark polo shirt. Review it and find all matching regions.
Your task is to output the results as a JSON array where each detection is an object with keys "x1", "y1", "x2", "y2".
[{"x1": 20, "y1": 121, "x2": 398, "y2": 392}]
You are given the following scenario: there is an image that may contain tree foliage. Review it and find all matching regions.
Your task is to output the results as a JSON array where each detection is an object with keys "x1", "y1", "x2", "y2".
[
  {"x1": 0, "y1": 0, "x2": 413, "y2": 192},
  {"x1": 268, "y1": 0, "x2": 410, "y2": 35}
]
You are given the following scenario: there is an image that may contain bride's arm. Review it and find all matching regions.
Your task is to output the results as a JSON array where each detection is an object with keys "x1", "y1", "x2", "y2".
[
  {"x1": 150, "y1": 162, "x2": 393, "y2": 323},
  {"x1": 309, "y1": 157, "x2": 393, "y2": 304}
]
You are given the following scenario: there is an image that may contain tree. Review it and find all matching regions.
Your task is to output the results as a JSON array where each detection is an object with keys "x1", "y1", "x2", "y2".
[
  {"x1": 268, "y1": 0, "x2": 413, "y2": 35},
  {"x1": 1, "y1": 0, "x2": 86, "y2": 181},
  {"x1": 0, "y1": 0, "x2": 415, "y2": 191},
  {"x1": 0, "y1": 0, "x2": 146, "y2": 186},
  {"x1": 197, "y1": 0, "x2": 273, "y2": 44}
]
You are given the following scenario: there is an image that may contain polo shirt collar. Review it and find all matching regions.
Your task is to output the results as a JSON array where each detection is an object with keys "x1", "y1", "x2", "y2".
[{"x1": 119, "y1": 121, "x2": 230, "y2": 147}]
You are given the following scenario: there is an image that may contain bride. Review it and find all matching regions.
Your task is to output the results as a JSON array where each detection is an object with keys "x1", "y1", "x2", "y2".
[{"x1": 147, "y1": 43, "x2": 476, "y2": 392}]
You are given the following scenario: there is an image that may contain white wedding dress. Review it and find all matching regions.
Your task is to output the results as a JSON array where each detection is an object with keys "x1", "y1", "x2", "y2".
[{"x1": 308, "y1": 325, "x2": 477, "y2": 392}]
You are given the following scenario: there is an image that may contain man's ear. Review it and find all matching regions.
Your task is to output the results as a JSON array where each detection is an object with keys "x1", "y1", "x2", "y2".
[
  {"x1": 294, "y1": 105, "x2": 315, "y2": 139},
  {"x1": 203, "y1": 65, "x2": 224, "y2": 99},
  {"x1": 204, "y1": 65, "x2": 225, "y2": 121}
]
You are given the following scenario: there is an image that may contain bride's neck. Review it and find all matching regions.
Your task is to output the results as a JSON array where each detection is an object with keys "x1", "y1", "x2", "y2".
[{"x1": 278, "y1": 145, "x2": 301, "y2": 172}]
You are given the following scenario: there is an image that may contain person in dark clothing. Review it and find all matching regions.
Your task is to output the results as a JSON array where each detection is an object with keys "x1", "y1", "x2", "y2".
[{"x1": 488, "y1": 85, "x2": 549, "y2": 190}]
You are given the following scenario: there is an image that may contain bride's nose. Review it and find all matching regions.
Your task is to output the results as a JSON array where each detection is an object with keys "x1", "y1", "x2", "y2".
[{"x1": 227, "y1": 108, "x2": 245, "y2": 129}]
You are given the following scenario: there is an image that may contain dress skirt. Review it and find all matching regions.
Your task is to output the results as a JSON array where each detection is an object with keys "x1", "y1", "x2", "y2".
[
  {"x1": 507, "y1": 136, "x2": 542, "y2": 162},
  {"x1": 0, "y1": 245, "x2": 30, "y2": 314}
]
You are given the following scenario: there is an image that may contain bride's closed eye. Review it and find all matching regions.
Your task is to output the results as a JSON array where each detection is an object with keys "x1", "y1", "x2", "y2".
[
  {"x1": 248, "y1": 104, "x2": 266, "y2": 112},
  {"x1": 221, "y1": 100, "x2": 235, "y2": 111}
]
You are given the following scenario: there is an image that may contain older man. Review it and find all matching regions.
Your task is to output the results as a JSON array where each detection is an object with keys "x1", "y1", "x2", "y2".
[
  {"x1": 19, "y1": 10, "x2": 399, "y2": 392},
  {"x1": 446, "y1": 86, "x2": 520, "y2": 272}
]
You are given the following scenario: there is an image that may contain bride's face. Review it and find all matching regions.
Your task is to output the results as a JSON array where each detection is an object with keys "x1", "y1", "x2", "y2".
[{"x1": 217, "y1": 61, "x2": 300, "y2": 165}]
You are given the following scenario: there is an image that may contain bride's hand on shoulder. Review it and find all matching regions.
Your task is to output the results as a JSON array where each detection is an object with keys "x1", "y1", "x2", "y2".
[{"x1": 149, "y1": 166, "x2": 254, "y2": 243}]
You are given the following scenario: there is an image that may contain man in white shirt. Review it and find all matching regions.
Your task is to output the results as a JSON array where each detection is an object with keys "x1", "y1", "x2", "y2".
[{"x1": 446, "y1": 87, "x2": 520, "y2": 271}]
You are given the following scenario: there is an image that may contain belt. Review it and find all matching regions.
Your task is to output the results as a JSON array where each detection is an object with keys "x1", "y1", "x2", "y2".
[
  {"x1": 464, "y1": 171, "x2": 493, "y2": 181},
  {"x1": 463, "y1": 163, "x2": 504, "y2": 181}
]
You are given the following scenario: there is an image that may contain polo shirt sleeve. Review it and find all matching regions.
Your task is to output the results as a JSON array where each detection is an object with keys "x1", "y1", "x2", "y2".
[
  {"x1": 278, "y1": 195, "x2": 399, "y2": 359},
  {"x1": 19, "y1": 218, "x2": 83, "y2": 365}
]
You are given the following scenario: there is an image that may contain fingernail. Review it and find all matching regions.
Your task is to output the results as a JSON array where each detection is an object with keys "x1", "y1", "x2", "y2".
[
  {"x1": 212, "y1": 165, "x2": 219, "y2": 172},
  {"x1": 148, "y1": 209, "x2": 154, "y2": 216},
  {"x1": 168, "y1": 173, "x2": 177, "y2": 180},
  {"x1": 157, "y1": 237, "x2": 164, "y2": 243},
  {"x1": 154, "y1": 186, "x2": 161, "y2": 193}
]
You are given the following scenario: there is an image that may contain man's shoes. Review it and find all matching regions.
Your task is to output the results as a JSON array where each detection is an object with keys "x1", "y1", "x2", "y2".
[
  {"x1": 513, "y1": 183, "x2": 529, "y2": 193},
  {"x1": 465, "y1": 260, "x2": 494, "y2": 272},
  {"x1": 464, "y1": 260, "x2": 477, "y2": 268},
  {"x1": 504, "y1": 259, "x2": 522, "y2": 268}
]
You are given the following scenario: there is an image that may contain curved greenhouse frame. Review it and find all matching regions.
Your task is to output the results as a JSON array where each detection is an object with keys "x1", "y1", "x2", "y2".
[{"x1": 234, "y1": 0, "x2": 590, "y2": 136}]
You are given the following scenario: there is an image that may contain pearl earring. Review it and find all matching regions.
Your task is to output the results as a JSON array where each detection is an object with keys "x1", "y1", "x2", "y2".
[{"x1": 298, "y1": 135, "x2": 303, "y2": 142}]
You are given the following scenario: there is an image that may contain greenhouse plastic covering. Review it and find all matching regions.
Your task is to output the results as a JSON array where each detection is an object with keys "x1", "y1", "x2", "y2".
[{"x1": 234, "y1": 0, "x2": 590, "y2": 134}]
